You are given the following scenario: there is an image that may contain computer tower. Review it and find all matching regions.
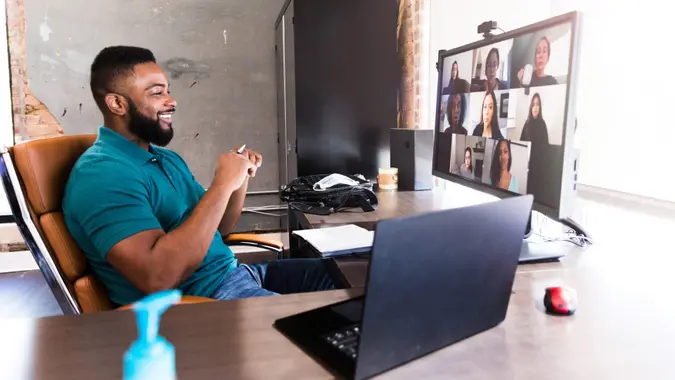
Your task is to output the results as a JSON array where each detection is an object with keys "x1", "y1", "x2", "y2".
[{"x1": 390, "y1": 129, "x2": 434, "y2": 191}]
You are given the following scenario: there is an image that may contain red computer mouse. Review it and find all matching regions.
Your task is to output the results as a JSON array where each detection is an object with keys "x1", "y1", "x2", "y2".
[{"x1": 544, "y1": 286, "x2": 577, "y2": 315}]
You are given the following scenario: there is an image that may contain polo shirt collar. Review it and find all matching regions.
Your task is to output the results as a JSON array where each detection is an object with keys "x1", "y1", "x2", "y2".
[{"x1": 98, "y1": 126, "x2": 157, "y2": 165}]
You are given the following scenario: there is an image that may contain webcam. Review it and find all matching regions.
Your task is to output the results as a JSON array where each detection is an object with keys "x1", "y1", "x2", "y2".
[{"x1": 478, "y1": 21, "x2": 498, "y2": 39}]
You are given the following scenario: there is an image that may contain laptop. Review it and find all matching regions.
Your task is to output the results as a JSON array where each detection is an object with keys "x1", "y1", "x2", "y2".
[{"x1": 274, "y1": 195, "x2": 533, "y2": 379}]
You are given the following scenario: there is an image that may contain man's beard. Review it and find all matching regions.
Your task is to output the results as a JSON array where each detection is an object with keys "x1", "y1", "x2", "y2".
[{"x1": 127, "y1": 100, "x2": 174, "y2": 147}]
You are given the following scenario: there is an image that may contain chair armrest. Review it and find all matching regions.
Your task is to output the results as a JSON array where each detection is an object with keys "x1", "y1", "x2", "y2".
[
  {"x1": 116, "y1": 296, "x2": 215, "y2": 311},
  {"x1": 224, "y1": 233, "x2": 284, "y2": 253}
]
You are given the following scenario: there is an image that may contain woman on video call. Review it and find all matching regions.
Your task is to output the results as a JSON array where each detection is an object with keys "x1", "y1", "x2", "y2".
[
  {"x1": 520, "y1": 93, "x2": 549, "y2": 145},
  {"x1": 516, "y1": 36, "x2": 558, "y2": 87},
  {"x1": 442, "y1": 61, "x2": 470, "y2": 94},
  {"x1": 472, "y1": 91, "x2": 503, "y2": 139},
  {"x1": 444, "y1": 93, "x2": 468, "y2": 135},
  {"x1": 458, "y1": 147, "x2": 474, "y2": 179},
  {"x1": 472, "y1": 48, "x2": 507, "y2": 92},
  {"x1": 489, "y1": 139, "x2": 519, "y2": 192}
]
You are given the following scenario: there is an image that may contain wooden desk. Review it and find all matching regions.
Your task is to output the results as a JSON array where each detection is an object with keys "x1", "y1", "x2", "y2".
[
  {"x1": 2, "y1": 259, "x2": 675, "y2": 380},
  {"x1": 3, "y1": 189, "x2": 675, "y2": 379},
  {"x1": 287, "y1": 191, "x2": 476, "y2": 282},
  {"x1": 295, "y1": 190, "x2": 469, "y2": 228},
  {"x1": 288, "y1": 189, "x2": 581, "y2": 285}
]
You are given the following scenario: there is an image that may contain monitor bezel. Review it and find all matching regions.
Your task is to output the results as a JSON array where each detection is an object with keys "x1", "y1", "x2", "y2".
[{"x1": 431, "y1": 11, "x2": 582, "y2": 220}]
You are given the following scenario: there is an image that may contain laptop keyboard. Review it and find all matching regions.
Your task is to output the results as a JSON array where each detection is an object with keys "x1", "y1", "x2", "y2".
[{"x1": 323, "y1": 324, "x2": 361, "y2": 359}]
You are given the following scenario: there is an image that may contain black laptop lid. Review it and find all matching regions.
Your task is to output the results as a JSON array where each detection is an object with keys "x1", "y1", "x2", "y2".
[{"x1": 355, "y1": 195, "x2": 533, "y2": 379}]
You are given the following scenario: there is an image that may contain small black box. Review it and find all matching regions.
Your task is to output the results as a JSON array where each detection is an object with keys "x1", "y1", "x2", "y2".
[{"x1": 390, "y1": 129, "x2": 434, "y2": 191}]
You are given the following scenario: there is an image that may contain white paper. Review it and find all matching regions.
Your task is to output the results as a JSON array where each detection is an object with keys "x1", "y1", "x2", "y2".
[{"x1": 292, "y1": 224, "x2": 374, "y2": 257}]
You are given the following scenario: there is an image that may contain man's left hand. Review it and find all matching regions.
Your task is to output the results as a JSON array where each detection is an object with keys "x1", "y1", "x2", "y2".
[{"x1": 239, "y1": 148, "x2": 262, "y2": 177}]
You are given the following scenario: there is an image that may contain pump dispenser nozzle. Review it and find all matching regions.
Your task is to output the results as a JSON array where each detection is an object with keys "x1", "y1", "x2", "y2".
[{"x1": 123, "y1": 289, "x2": 181, "y2": 380}]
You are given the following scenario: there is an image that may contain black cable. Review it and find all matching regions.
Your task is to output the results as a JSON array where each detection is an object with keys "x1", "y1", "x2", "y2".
[
  {"x1": 330, "y1": 184, "x2": 370, "y2": 213},
  {"x1": 497, "y1": 27, "x2": 506, "y2": 34}
]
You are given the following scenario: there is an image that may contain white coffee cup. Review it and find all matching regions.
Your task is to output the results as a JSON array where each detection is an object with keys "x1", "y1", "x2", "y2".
[{"x1": 522, "y1": 64, "x2": 533, "y2": 86}]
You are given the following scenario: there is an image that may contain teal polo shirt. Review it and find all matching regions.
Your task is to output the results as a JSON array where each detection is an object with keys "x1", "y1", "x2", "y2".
[{"x1": 63, "y1": 126, "x2": 237, "y2": 306}]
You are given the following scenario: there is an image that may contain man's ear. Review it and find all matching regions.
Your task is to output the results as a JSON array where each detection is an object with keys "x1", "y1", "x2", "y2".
[{"x1": 105, "y1": 94, "x2": 127, "y2": 116}]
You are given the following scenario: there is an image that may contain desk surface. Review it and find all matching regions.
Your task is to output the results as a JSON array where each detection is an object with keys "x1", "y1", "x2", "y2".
[
  {"x1": 3, "y1": 189, "x2": 675, "y2": 379},
  {"x1": 303, "y1": 190, "x2": 463, "y2": 227},
  {"x1": 2, "y1": 261, "x2": 675, "y2": 380}
]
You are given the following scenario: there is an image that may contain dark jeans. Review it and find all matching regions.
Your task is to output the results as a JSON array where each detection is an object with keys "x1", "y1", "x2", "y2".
[{"x1": 209, "y1": 258, "x2": 347, "y2": 301}]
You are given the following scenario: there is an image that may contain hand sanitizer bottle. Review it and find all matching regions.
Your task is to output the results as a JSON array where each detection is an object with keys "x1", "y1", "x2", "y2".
[{"x1": 123, "y1": 289, "x2": 182, "y2": 380}]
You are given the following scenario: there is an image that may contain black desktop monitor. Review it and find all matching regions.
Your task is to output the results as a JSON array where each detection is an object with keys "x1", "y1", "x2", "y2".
[{"x1": 432, "y1": 11, "x2": 583, "y2": 223}]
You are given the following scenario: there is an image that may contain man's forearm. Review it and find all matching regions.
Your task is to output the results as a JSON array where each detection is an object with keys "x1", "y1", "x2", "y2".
[
  {"x1": 152, "y1": 184, "x2": 234, "y2": 284},
  {"x1": 219, "y1": 177, "x2": 248, "y2": 236}
]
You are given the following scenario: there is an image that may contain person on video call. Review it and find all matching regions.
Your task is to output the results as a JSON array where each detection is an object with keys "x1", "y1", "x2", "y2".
[
  {"x1": 472, "y1": 91, "x2": 503, "y2": 139},
  {"x1": 471, "y1": 48, "x2": 507, "y2": 92},
  {"x1": 489, "y1": 139, "x2": 519, "y2": 192},
  {"x1": 516, "y1": 36, "x2": 558, "y2": 88},
  {"x1": 458, "y1": 147, "x2": 474, "y2": 179},
  {"x1": 444, "y1": 93, "x2": 468, "y2": 135},
  {"x1": 520, "y1": 93, "x2": 549, "y2": 145},
  {"x1": 442, "y1": 61, "x2": 470, "y2": 94},
  {"x1": 62, "y1": 46, "x2": 345, "y2": 308}
]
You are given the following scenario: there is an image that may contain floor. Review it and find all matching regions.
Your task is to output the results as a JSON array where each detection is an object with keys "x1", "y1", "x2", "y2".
[{"x1": 0, "y1": 270, "x2": 62, "y2": 319}]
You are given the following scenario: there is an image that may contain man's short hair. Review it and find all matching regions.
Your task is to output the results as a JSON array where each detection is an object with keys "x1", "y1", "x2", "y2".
[{"x1": 89, "y1": 46, "x2": 156, "y2": 112}]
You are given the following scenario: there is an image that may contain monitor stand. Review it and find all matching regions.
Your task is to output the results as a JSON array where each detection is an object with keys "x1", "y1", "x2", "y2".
[{"x1": 519, "y1": 215, "x2": 591, "y2": 264}]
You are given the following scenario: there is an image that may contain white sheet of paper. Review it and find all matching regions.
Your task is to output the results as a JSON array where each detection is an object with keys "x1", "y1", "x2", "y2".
[{"x1": 292, "y1": 224, "x2": 375, "y2": 256}]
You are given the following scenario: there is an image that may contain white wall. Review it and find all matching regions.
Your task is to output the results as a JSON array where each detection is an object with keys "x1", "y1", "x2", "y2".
[
  {"x1": 552, "y1": 0, "x2": 675, "y2": 202},
  {"x1": 0, "y1": 2, "x2": 15, "y2": 216}
]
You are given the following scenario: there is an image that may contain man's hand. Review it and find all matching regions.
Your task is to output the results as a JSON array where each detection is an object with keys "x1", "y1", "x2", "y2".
[
  {"x1": 215, "y1": 147, "x2": 262, "y2": 236},
  {"x1": 238, "y1": 148, "x2": 263, "y2": 178},
  {"x1": 213, "y1": 152, "x2": 255, "y2": 192}
]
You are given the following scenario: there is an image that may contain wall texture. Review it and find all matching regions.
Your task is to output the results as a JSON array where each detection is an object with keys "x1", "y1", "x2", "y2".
[
  {"x1": 398, "y1": 0, "x2": 425, "y2": 129},
  {"x1": 23, "y1": 0, "x2": 284, "y2": 192},
  {"x1": 7, "y1": 0, "x2": 27, "y2": 141}
]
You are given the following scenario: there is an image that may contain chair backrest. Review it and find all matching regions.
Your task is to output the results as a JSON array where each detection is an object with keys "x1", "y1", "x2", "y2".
[{"x1": 0, "y1": 135, "x2": 114, "y2": 314}]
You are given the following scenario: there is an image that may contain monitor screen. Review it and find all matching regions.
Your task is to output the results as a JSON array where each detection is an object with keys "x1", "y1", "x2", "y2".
[{"x1": 432, "y1": 12, "x2": 580, "y2": 218}]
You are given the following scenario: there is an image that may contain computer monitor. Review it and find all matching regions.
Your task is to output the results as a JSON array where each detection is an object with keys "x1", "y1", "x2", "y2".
[{"x1": 432, "y1": 11, "x2": 583, "y2": 229}]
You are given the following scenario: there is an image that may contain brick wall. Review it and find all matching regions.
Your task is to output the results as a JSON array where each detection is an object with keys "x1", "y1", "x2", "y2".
[
  {"x1": 6, "y1": 0, "x2": 26, "y2": 142},
  {"x1": 5, "y1": 0, "x2": 63, "y2": 144},
  {"x1": 397, "y1": 0, "x2": 425, "y2": 129}
]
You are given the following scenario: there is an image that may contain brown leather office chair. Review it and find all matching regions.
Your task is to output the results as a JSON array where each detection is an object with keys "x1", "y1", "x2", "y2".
[{"x1": 0, "y1": 134, "x2": 284, "y2": 314}]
